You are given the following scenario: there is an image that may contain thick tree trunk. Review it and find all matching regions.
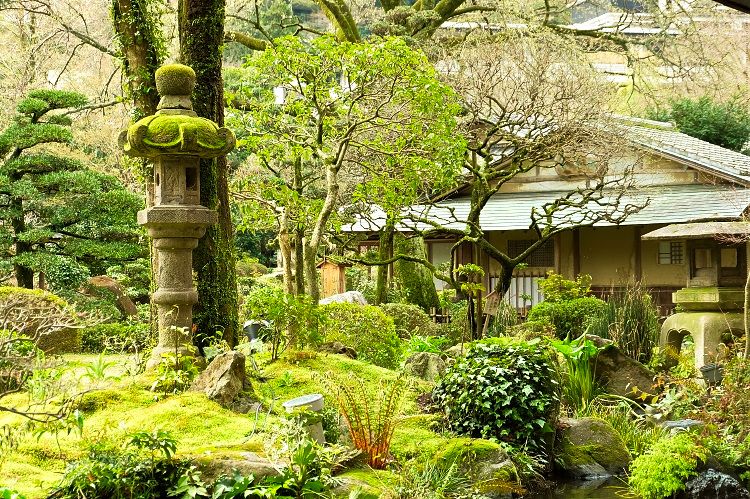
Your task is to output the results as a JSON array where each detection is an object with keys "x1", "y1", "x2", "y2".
[
  {"x1": 375, "y1": 220, "x2": 395, "y2": 304},
  {"x1": 294, "y1": 231, "x2": 305, "y2": 295},
  {"x1": 10, "y1": 197, "x2": 33, "y2": 289},
  {"x1": 179, "y1": 0, "x2": 239, "y2": 347}
]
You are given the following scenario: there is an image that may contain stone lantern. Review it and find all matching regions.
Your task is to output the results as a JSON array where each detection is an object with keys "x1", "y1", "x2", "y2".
[{"x1": 119, "y1": 64, "x2": 235, "y2": 367}]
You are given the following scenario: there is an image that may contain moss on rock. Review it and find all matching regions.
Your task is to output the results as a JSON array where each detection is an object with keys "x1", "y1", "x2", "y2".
[
  {"x1": 155, "y1": 64, "x2": 196, "y2": 95},
  {"x1": 555, "y1": 417, "x2": 631, "y2": 478}
]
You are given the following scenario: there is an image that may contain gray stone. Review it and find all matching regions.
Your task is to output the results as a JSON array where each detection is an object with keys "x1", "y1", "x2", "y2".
[
  {"x1": 555, "y1": 417, "x2": 631, "y2": 479},
  {"x1": 190, "y1": 351, "x2": 248, "y2": 406},
  {"x1": 319, "y1": 291, "x2": 367, "y2": 305},
  {"x1": 587, "y1": 334, "x2": 658, "y2": 399},
  {"x1": 675, "y1": 469, "x2": 750, "y2": 499},
  {"x1": 404, "y1": 352, "x2": 446, "y2": 382},
  {"x1": 320, "y1": 341, "x2": 357, "y2": 359},
  {"x1": 662, "y1": 419, "x2": 705, "y2": 432},
  {"x1": 195, "y1": 451, "x2": 279, "y2": 484},
  {"x1": 445, "y1": 343, "x2": 468, "y2": 358}
]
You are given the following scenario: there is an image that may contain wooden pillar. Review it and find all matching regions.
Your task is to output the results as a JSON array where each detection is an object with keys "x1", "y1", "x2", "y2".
[
  {"x1": 572, "y1": 227, "x2": 581, "y2": 279},
  {"x1": 634, "y1": 226, "x2": 643, "y2": 282}
]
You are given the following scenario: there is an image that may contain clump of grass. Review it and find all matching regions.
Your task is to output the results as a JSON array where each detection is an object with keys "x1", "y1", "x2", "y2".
[
  {"x1": 587, "y1": 281, "x2": 659, "y2": 364},
  {"x1": 588, "y1": 401, "x2": 666, "y2": 458}
]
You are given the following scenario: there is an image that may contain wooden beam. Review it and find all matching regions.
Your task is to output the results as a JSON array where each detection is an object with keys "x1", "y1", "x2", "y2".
[{"x1": 573, "y1": 228, "x2": 581, "y2": 277}]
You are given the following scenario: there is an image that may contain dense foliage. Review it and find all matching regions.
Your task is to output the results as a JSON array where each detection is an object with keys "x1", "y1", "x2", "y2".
[
  {"x1": 628, "y1": 432, "x2": 709, "y2": 499},
  {"x1": 320, "y1": 303, "x2": 402, "y2": 368},
  {"x1": 433, "y1": 338, "x2": 560, "y2": 456},
  {"x1": 526, "y1": 297, "x2": 607, "y2": 339},
  {"x1": 80, "y1": 323, "x2": 152, "y2": 353},
  {"x1": 648, "y1": 95, "x2": 750, "y2": 153},
  {"x1": 379, "y1": 302, "x2": 437, "y2": 338},
  {"x1": 0, "y1": 90, "x2": 143, "y2": 291}
]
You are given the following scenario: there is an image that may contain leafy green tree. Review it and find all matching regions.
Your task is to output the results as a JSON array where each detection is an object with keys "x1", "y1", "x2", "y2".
[
  {"x1": 231, "y1": 35, "x2": 464, "y2": 302},
  {"x1": 648, "y1": 95, "x2": 750, "y2": 153},
  {"x1": 0, "y1": 90, "x2": 143, "y2": 291}
]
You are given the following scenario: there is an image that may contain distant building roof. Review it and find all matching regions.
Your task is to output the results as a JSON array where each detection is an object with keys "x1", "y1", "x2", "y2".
[
  {"x1": 618, "y1": 117, "x2": 750, "y2": 184},
  {"x1": 348, "y1": 184, "x2": 750, "y2": 233}
]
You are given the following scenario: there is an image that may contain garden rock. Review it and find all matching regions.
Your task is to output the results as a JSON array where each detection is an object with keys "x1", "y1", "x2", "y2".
[
  {"x1": 195, "y1": 450, "x2": 279, "y2": 483},
  {"x1": 190, "y1": 351, "x2": 248, "y2": 406},
  {"x1": 555, "y1": 417, "x2": 630, "y2": 479},
  {"x1": 404, "y1": 352, "x2": 445, "y2": 382},
  {"x1": 445, "y1": 343, "x2": 468, "y2": 358},
  {"x1": 675, "y1": 469, "x2": 750, "y2": 499},
  {"x1": 319, "y1": 290, "x2": 367, "y2": 305},
  {"x1": 320, "y1": 341, "x2": 357, "y2": 359},
  {"x1": 587, "y1": 334, "x2": 657, "y2": 399}
]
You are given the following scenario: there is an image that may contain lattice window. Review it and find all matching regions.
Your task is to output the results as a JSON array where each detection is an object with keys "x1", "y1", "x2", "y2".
[
  {"x1": 507, "y1": 239, "x2": 554, "y2": 267},
  {"x1": 658, "y1": 241, "x2": 684, "y2": 265}
]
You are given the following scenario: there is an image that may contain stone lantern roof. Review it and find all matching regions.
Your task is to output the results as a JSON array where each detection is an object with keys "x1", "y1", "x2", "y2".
[{"x1": 119, "y1": 64, "x2": 235, "y2": 159}]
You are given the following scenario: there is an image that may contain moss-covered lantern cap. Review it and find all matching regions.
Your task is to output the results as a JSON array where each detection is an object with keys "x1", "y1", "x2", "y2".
[{"x1": 118, "y1": 64, "x2": 235, "y2": 159}]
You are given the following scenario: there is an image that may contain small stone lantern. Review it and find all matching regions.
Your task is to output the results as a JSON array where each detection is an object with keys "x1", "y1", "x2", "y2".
[{"x1": 119, "y1": 64, "x2": 235, "y2": 367}]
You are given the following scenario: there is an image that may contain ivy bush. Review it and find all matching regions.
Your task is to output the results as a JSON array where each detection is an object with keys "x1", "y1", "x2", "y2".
[
  {"x1": 628, "y1": 432, "x2": 709, "y2": 499},
  {"x1": 432, "y1": 337, "x2": 560, "y2": 456},
  {"x1": 321, "y1": 303, "x2": 402, "y2": 368},
  {"x1": 380, "y1": 302, "x2": 437, "y2": 338},
  {"x1": 525, "y1": 297, "x2": 606, "y2": 339}
]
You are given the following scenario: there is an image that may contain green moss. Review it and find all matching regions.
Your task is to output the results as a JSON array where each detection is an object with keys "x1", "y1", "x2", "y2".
[
  {"x1": 336, "y1": 468, "x2": 399, "y2": 497},
  {"x1": 155, "y1": 64, "x2": 196, "y2": 95}
]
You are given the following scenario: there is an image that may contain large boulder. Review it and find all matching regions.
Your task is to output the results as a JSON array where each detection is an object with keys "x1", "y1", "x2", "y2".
[
  {"x1": 190, "y1": 351, "x2": 248, "y2": 406},
  {"x1": 588, "y1": 335, "x2": 657, "y2": 398},
  {"x1": 555, "y1": 417, "x2": 631, "y2": 479},
  {"x1": 404, "y1": 352, "x2": 445, "y2": 382},
  {"x1": 675, "y1": 469, "x2": 750, "y2": 499}
]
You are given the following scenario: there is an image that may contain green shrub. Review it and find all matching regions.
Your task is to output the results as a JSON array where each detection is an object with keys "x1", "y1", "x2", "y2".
[
  {"x1": 80, "y1": 322, "x2": 152, "y2": 353},
  {"x1": 586, "y1": 283, "x2": 659, "y2": 363},
  {"x1": 380, "y1": 302, "x2": 437, "y2": 338},
  {"x1": 236, "y1": 256, "x2": 269, "y2": 278},
  {"x1": 628, "y1": 432, "x2": 709, "y2": 499},
  {"x1": 432, "y1": 337, "x2": 560, "y2": 456},
  {"x1": 321, "y1": 303, "x2": 402, "y2": 369},
  {"x1": 537, "y1": 272, "x2": 592, "y2": 302},
  {"x1": 242, "y1": 287, "x2": 323, "y2": 359},
  {"x1": 526, "y1": 297, "x2": 607, "y2": 339}
]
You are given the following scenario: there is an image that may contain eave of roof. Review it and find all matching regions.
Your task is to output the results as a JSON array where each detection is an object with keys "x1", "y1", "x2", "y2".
[{"x1": 642, "y1": 221, "x2": 750, "y2": 240}]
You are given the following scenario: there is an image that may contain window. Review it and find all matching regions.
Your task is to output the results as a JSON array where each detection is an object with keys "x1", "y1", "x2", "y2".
[
  {"x1": 658, "y1": 241, "x2": 684, "y2": 265},
  {"x1": 508, "y1": 239, "x2": 554, "y2": 267},
  {"x1": 721, "y1": 248, "x2": 738, "y2": 268}
]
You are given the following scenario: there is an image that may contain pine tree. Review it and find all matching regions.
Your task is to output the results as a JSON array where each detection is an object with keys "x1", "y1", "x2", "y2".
[{"x1": 0, "y1": 89, "x2": 144, "y2": 290}]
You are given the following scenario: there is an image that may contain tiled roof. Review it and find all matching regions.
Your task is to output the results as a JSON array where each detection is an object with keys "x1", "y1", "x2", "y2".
[
  {"x1": 621, "y1": 119, "x2": 750, "y2": 184},
  {"x1": 347, "y1": 184, "x2": 750, "y2": 232}
]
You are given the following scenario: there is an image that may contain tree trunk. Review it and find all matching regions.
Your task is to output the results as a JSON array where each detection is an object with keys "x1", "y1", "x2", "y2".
[
  {"x1": 179, "y1": 0, "x2": 239, "y2": 347},
  {"x1": 303, "y1": 241, "x2": 320, "y2": 303},
  {"x1": 10, "y1": 197, "x2": 33, "y2": 289},
  {"x1": 294, "y1": 231, "x2": 305, "y2": 295},
  {"x1": 375, "y1": 220, "x2": 395, "y2": 304}
]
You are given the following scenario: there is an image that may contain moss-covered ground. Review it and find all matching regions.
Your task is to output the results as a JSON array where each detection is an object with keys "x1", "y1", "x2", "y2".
[{"x1": 1, "y1": 350, "x2": 501, "y2": 498}]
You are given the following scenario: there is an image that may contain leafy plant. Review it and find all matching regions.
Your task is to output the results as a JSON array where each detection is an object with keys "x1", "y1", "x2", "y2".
[
  {"x1": 320, "y1": 303, "x2": 402, "y2": 368},
  {"x1": 81, "y1": 351, "x2": 119, "y2": 383},
  {"x1": 318, "y1": 371, "x2": 410, "y2": 469},
  {"x1": 80, "y1": 322, "x2": 152, "y2": 354},
  {"x1": 392, "y1": 459, "x2": 470, "y2": 499},
  {"x1": 50, "y1": 430, "x2": 200, "y2": 499},
  {"x1": 0, "y1": 488, "x2": 26, "y2": 499},
  {"x1": 485, "y1": 301, "x2": 519, "y2": 338},
  {"x1": 628, "y1": 432, "x2": 709, "y2": 499},
  {"x1": 551, "y1": 336, "x2": 602, "y2": 415},
  {"x1": 150, "y1": 347, "x2": 199, "y2": 397},
  {"x1": 403, "y1": 335, "x2": 448, "y2": 358},
  {"x1": 432, "y1": 337, "x2": 560, "y2": 457}
]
